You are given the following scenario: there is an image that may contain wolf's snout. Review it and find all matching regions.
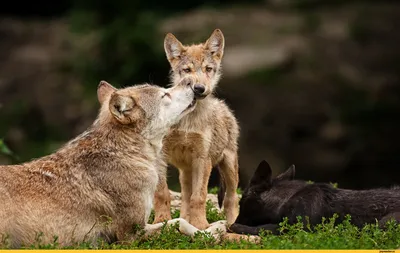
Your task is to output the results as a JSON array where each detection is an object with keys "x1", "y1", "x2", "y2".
[{"x1": 193, "y1": 84, "x2": 206, "y2": 98}]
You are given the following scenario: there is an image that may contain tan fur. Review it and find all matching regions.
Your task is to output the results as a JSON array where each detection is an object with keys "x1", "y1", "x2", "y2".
[
  {"x1": 153, "y1": 29, "x2": 240, "y2": 229},
  {"x1": 0, "y1": 78, "x2": 197, "y2": 248}
]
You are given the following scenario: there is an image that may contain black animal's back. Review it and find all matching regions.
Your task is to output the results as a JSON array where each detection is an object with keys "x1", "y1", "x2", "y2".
[{"x1": 330, "y1": 186, "x2": 400, "y2": 227}]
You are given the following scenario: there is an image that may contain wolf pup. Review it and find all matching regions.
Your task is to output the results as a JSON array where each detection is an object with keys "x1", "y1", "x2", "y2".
[
  {"x1": 229, "y1": 160, "x2": 400, "y2": 235},
  {"x1": 0, "y1": 78, "x2": 208, "y2": 247},
  {"x1": 153, "y1": 29, "x2": 240, "y2": 229}
]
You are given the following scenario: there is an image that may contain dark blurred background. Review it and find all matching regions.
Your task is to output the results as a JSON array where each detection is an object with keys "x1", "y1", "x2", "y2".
[{"x1": 0, "y1": 0, "x2": 399, "y2": 191}]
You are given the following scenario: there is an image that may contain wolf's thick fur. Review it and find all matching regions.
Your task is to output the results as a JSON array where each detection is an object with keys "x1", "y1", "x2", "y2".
[
  {"x1": 153, "y1": 29, "x2": 240, "y2": 229},
  {"x1": 0, "y1": 78, "x2": 199, "y2": 247},
  {"x1": 230, "y1": 160, "x2": 400, "y2": 235}
]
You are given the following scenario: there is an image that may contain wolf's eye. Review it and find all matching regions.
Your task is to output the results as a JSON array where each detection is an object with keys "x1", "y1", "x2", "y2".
[
  {"x1": 182, "y1": 68, "x2": 191, "y2": 73},
  {"x1": 205, "y1": 67, "x2": 213, "y2": 72},
  {"x1": 162, "y1": 92, "x2": 171, "y2": 99}
]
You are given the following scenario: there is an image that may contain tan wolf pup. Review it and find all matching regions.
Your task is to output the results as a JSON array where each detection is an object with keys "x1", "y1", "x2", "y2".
[
  {"x1": 153, "y1": 29, "x2": 240, "y2": 229},
  {"x1": 0, "y1": 78, "x2": 227, "y2": 248}
]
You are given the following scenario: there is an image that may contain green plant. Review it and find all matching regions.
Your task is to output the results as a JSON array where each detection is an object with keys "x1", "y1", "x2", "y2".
[{"x1": 0, "y1": 139, "x2": 12, "y2": 156}]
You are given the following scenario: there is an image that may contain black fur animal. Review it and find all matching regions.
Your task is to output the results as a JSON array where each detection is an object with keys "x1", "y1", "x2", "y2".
[{"x1": 229, "y1": 160, "x2": 400, "y2": 235}]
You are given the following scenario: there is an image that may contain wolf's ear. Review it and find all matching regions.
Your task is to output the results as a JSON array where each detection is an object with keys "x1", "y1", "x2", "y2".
[
  {"x1": 205, "y1": 29, "x2": 225, "y2": 60},
  {"x1": 164, "y1": 33, "x2": 185, "y2": 63},
  {"x1": 98, "y1": 80, "x2": 117, "y2": 105},
  {"x1": 109, "y1": 93, "x2": 136, "y2": 124},
  {"x1": 276, "y1": 165, "x2": 296, "y2": 181},
  {"x1": 249, "y1": 160, "x2": 272, "y2": 187}
]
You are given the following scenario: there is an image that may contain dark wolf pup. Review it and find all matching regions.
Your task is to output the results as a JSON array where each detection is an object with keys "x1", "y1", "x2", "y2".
[{"x1": 230, "y1": 160, "x2": 400, "y2": 235}]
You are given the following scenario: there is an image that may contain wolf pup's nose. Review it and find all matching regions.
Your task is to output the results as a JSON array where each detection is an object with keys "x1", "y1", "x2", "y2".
[{"x1": 193, "y1": 84, "x2": 206, "y2": 98}]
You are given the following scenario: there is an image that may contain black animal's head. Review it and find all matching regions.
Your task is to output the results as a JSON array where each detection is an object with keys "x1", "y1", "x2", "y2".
[{"x1": 234, "y1": 160, "x2": 298, "y2": 226}]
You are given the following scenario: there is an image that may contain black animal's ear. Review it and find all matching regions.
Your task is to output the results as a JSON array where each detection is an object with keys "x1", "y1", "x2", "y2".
[
  {"x1": 249, "y1": 160, "x2": 272, "y2": 187},
  {"x1": 276, "y1": 164, "x2": 296, "y2": 181}
]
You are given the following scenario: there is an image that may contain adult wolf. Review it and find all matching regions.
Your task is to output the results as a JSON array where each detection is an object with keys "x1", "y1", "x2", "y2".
[{"x1": 0, "y1": 78, "x2": 222, "y2": 247}]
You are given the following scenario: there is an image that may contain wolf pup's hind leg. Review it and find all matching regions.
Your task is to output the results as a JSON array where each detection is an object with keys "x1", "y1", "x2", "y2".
[{"x1": 218, "y1": 150, "x2": 239, "y2": 225}]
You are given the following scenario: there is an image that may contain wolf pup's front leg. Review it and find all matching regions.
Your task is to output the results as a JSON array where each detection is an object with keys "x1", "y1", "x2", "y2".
[{"x1": 188, "y1": 158, "x2": 213, "y2": 229}]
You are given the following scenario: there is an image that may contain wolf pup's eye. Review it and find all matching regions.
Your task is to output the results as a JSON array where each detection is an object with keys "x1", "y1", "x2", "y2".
[
  {"x1": 183, "y1": 68, "x2": 191, "y2": 73},
  {"x1": 205, "y1": 67, "x2": 213, "y2": 72}
]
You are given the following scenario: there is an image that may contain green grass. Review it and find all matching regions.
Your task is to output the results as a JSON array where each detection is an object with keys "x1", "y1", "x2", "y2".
[
  {"x1": 1, "y1": 185, "x2": 398, "y2": 249},
  {"x1": 3, "y1": 203, "x2": 400, "y2": 249},
  {"x1": 208, "y1": 187, "x2": 242, "y2": 195}
]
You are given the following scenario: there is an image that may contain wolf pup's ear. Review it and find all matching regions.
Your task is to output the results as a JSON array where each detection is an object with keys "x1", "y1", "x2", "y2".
[
  {"x1": 249, "y1": 160, "x2": 272, "y2": 187},
  {"x1": 276, "y1": 165, "x2": 296, "y2": 181},
  {"x1": 164, "y1": 33, "x2": 185, "y2": 63},
  {"x1": 205, "y1": 29, "x2": 225, "y2": 60},
  {"x1": 98, "y1": 80, "x2": 117, "y2": 105},
  {"x1": 109, "y1": 93, "x2": 136, "y2": 125}
]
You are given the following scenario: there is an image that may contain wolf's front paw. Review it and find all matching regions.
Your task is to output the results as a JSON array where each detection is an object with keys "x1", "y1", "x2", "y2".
[
  {"x1": 205, "y1": 220, "x2": 227, "y2": 236},
  {"x1": 223, "y1": 233, "x2": 261, "y2": 243}
]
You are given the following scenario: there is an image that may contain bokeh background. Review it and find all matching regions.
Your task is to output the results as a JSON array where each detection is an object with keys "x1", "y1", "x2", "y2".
[{"x1": 0, "y1": 0, "x2": 399, "y2": 191}]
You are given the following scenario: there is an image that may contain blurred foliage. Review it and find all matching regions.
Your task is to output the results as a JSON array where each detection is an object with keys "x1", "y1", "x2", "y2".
[
  {"x1": 0, "y1": 138, "x2": 19, "y2": 164},
  {"x1": 0, "y1": 139, "x2": 12, "y2": 156},
  {"x1": 239, "y1": 2, "x2": 400, "y2": 188},
  {"x1": 68, "y1": 7, "x2": 169, "y2": 90},
  {"x1": 67, "y1": 0, "x2": 262, "y2": 90}
]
